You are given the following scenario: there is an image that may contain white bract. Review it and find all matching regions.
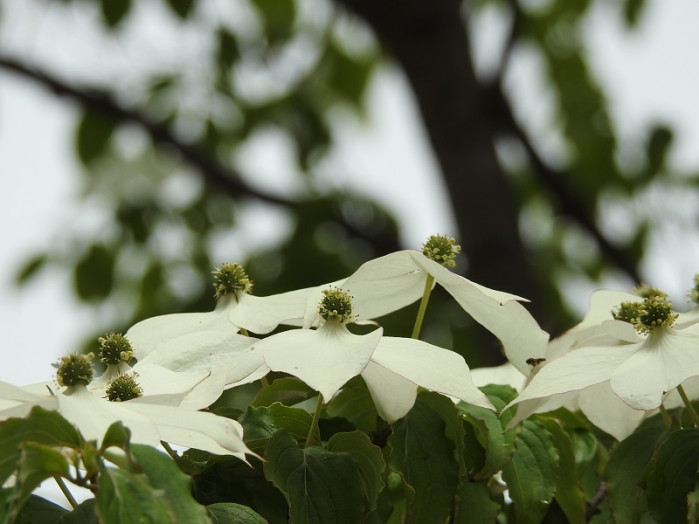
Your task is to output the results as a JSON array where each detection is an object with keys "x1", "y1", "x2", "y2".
[
  {"x1": 507, "y1": 293, "x2": 699, "y2": 433},
  {"x1": 0, "y1": 359, "x2": 255, "y2": 462}
]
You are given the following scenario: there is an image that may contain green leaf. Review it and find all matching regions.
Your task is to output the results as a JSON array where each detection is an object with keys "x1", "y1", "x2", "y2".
[
  {"x1": 624, "y1": 0, "x2": 647, "y2": 27},
  {"x1": 326, "y1": 380, "x2": 378, "y2": 433},
  {"x1": 75, "y1": 109, "x2": 118, "y2": 165},
  {"x1": 386, "y1": 397, "x2": 458, "y2": 523},
  {"x1": 96, "y1": 466, "x2": 175, "y2": 523},
  {"x1": 537, "y1": 418, "x2": 586, "y2": 524},
  {"x1": 0, "y1": 407, "x2": 82, "y2": 486},
  {"x1": 606, "y1": 422, "x2": 667, "y2": 523},
  {"x1": 455, "y1": 480, "x2": 500, "y2": 523},
  {"x1": 216, "y1": 27, "x2": 239, "y2": 73},
  {"x1": 58, "y1": 499, "x2": 99, "y2": 524},
  {"x1": 6, "y1": 442, "x2": 71, "y2": 522},
  {"x1": 239, "y1": 403, "x2": 312, "y2": 453},
  {"x1": 100, "y1": 421, "x2": 131, "y2": 453},
  {"x1": 7, "y1": 494, "x2": 68, "y2": 524},
  {"x1": 73, "y1": 244, "x2": 115, "y2": 301},
  {"x1": 327, "y1": 431, "x2": 385, "y2": 511},
  {"x1": 418, "y1": 392, "x2": 466, "y2": 477},
  {"x1": 457, "y1": 387, "x2": 518, "y2": 479},
  {"x1": 646, "y1": 428, "x2": 699, "y2": 524},
  {"x1": 501, "y1": 419, "x2": 558, "y2": 524},
  {"x1": 207, "y1": 502, "x2": 267, "y2": 524},
  {"x1": 252, "y1": 377, "x2": 316, "y2": 407},
  {"x1": 165, "y1": 0, "x2": 195, "y2": 19},
  {"x1": 130, "y1": 444, "x2": 210, "y2": 523},
  {"x1": 101, "y1": 0, "x2": 131, "y2": 28},
  {"x1": 264, "y1": 430, "x2": 365, "y2": 523}
]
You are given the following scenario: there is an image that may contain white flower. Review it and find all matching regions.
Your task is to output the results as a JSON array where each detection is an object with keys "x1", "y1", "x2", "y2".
[
  {"x1": 507, "y1": 294, "x2": 699, "y2": 428},
  {"x1": 0, "y1": 361, "x2": 256, "y2": 462},
  {"x1": 475, "y1": 290, "x2": 651, "y2": 440},
  {"x1": 305, "y1": 251, "x2": 550, "y2": 372}
]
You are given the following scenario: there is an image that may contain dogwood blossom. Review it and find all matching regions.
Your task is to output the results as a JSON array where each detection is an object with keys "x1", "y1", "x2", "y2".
[
  {"x1": 257, "y1": 288, "x2": 494, "y2": 420},
  {"x1": 0, "y1": 353, "x2": 255, "y2": 462},
  {"x1": 508, "y1": 292, "x2": 699, "y2": 424}
]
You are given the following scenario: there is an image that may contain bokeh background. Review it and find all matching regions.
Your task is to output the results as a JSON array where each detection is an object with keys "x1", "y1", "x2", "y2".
[{"x1": 2, "y1": 0, "x2": 699, "y2": 385}]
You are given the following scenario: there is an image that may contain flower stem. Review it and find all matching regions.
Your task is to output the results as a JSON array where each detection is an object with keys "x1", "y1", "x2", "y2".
[
  {"x1": 676, "y1": 384, "x2": 699, "y2": 427},
  {"x1": 54, "y1": 476, "x2": 78, "y2": 509},
  {"x1": 659, "y1": 404, "x2": 671, "y2": 427},
  {"x1": 411, "y1": 275, "x2": 434, "y2": 339},
  {"x1": 305, "y1": 394, "x2": 324, "y2": 448}
]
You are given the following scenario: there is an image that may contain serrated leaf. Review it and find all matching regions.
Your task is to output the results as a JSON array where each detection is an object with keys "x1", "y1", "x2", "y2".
[
  {"x1": 263, "y1": 430, "x2": 365, "y2": 523},
  {"x1": 130, "y1": 444, "x2": 210, "y2": 523},
  {"x1": 252, "y1": 377, "x2": 315, "y2": 407},
  {"x1": 5, "y1": 442, "x2": 71, "y2": 522},
  {"x1": 418, "y1": 391, "x2": 466, "y2": 477},
  {"x1": 646, "y1": 428, "x2": 699, "y2": 524},
  {"x1": 73, "y1": 244, "x2": 114, "y2": 301},
  {"x1": 327, "y1": 431, "x2": 385, "y2": 511},
  {"x1": 96, "y1": 466, "x2": 175, "y2": 523},
  {"x1": 501, "y1": 419, "x2": 558, "y2": 524},
  {"x1": 326, "y1": 380, "x2": 378, "y2": 433},
  {"x1": 457, "y1": 389, "x2": 518, "y2": 480},
  {"x1": 537, "y1": 418, "x2": 586, "y2": 524},
  {"x1": 101, "y1": 0, "x2": 131, "y2": 28},
  {"x1": 606, "y1": 422, "x2": 667, "y2": 523},
  {"x1": 455, "y1": 480, "x2": 500, "y2": 523},
  {"x1": 0, "y1": 407, "x2": 82, "y2": 486},
  {"x1": 386, "y1": 397, "x2": 458, "y2": 523},
  {"x1": 9, "y1": 494, "x2": 69, "y2": 524},
  {"x1": 239, "y1": 403, "x2": 312, "y2": 453},
  {"x1": 58, "y1": 499, "x2": 98, "y2": 524},
  {"x1": 207, "y1": 502, "x2": 267, "y2": 524},
  {"x1": 75, "y1": 109, "x2": 118, "y2": 165}
]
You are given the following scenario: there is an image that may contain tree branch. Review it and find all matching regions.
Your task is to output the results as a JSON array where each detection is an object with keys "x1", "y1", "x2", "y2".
[{"x1": 0, "y1": 55, "x2": 293, "y2": 208}]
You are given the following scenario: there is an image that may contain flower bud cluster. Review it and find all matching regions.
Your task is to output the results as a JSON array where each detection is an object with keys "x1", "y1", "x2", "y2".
[
  {"x1": 56, "y1": 353, "x2": 94, "y2": 387},
  {"x1": 614, "y1": 295, "x2": 677, "y2": 334},
  {"x1": 98, "y1": 333, "x2": 133, "y2": 365},
  {"x1": 689, "y1": 274, "x2": 699, "y2": 305},
  {"x1": 105, "y1": 373, "x2": 143, "y2": 402},
  {"x1": 213, "y1": 263, "x2": 254, "y2": 300},
  {"x1": 318, "y1": 288, "x2": 354, "y2": 324},
  {"x1": 422, "y1": 235, "x2": 461, "y2": 268}
]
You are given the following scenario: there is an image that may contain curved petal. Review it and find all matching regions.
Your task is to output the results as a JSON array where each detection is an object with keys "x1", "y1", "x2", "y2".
[
  {"x1": 370, "y1": 337, "x2": 494, "y2": 410},
  {"x1": 259, "y1": 324, "x2": 383, "y2": 401},
  {"x1": 127, "y1": 306, "x2": 235, "y2": 360},
  {"x1": 342, "y1": 251, "x2": 430, "y2": 321},
  {"x1": 610, "y1": 328, "x2": 699, "y2": 410},
  {"x1": 360, "y1": 361, "x2": 417, "y2": 422},
  {"x1": 57, "y1": 387, "x2": 161, "y2": 446},
  {"x1": 505, "y1": 392, "x2": 579, "y2": 429},
  {"x1": 137, "y1": 330, "x2": 262, "y2": 385},
  {"x1": 0, "y1": 381, "x2": 56, "y2": 420},
  {"x1": 230, "y1": 289, "x2": 319, "y2": 334},
  {"x1": 578, "y1": 382, "x2": 647, "y2": 441},
  {"x1": 410, "y1": 252, "x2": 549, "y2": 374},
  {"x1": 507, "y1": 345, "x2": 637, "y2": 409},
  {"x1": 126, "y1": 403, "x2": 256, "y2": 462}
]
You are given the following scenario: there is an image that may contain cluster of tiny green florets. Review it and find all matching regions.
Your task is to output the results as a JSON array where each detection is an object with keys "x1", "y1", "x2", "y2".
[
  {"x1": 633, "y1": 283, "x2": 668, "y2": 299},
  {"x1": 689, "y1": 274, "x2": 699, "y2": 305},
  {"x1": 319, "y1": 288, "x2": 354, "y2": 324},
  {"x1": 422, "y1": 235, "x2": 461, "y2": 268},
  {"x1": 56, "y1": 353, "x2": 94, "y2": 387},
  {"x1": 105, "y1": 373, "x2": 143, "y2": 402},
  {"x1": 98, "y1": 333, "x2": 134, "y2": 365},
  {"x1": 212, "y1": 263, "x2": 254, "y2": 300},
  {"x1": 614, "y1": 295, "x2": 677, "y2": 334}
]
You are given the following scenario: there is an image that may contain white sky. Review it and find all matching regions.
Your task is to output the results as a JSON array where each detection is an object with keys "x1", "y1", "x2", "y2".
[{"x1": 1, "y1": 0, "x2": 699, "y2": 389}]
